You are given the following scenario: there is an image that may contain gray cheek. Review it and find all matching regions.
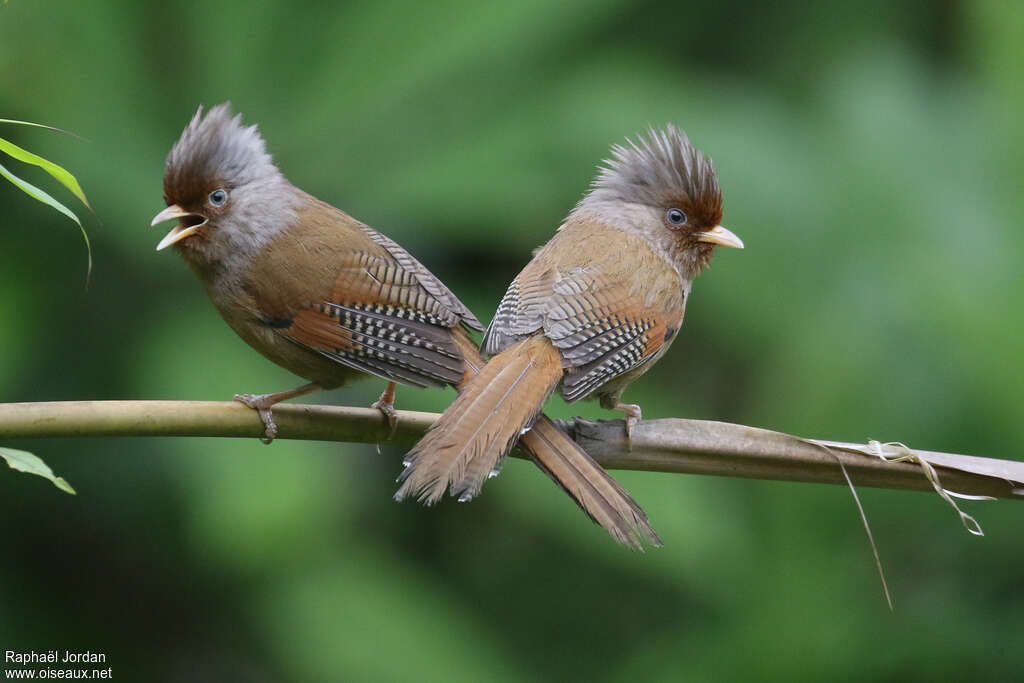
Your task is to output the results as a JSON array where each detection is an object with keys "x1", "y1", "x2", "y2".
[{"x1": 218, "y1": 180, "x2": 301, "y2": 257}]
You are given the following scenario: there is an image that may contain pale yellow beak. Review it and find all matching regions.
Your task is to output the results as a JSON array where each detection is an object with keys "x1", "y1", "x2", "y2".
[
  {"x1": 696, "y1": 225, "x2": 744, "y2": 249},
  {"x1": 151, "y1": 204, "x2": 207, "y2": 251}
]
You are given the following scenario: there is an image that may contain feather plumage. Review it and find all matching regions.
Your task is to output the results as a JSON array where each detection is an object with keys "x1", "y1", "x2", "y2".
[{"x1": 396, "y1": 335, "x2": 562, "y2": 504}]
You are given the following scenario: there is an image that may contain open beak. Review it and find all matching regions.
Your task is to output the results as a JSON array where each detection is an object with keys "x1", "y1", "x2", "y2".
[
  {"x1": 151, "y1": 204, "x2": 207, "y2": 251},
  {"x1": 696, "y1": 225, "x2": 744, "y2": 249}
]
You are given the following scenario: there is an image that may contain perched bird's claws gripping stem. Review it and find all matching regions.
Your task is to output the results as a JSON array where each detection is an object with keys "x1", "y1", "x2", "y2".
[
  {"x1": 372, "y1": 381, "x2": 399, "y2": 440},
  {"x1": 614, "y1": 402, "x2": 642, "y2": 450},
  {"x1": 234, "y1": 393, "x2": 279, "y2": 444}
]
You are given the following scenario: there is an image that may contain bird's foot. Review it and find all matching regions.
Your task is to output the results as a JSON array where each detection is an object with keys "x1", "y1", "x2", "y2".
[
  {"x1": 231, "y1": 383, "x2": 320, "y2": 444},
  {"x1": 613, "y1": 402, "x2": 642, "y2": 448},
  {"x1": 372, "y1": 382, "x2": 399, "y2": 439},
  {"x1": 234, "y1": 393, "x2": 279, "y2": 444}
]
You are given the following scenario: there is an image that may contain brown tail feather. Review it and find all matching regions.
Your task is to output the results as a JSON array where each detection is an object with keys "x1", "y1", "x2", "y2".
[
  {"x1": 522, "y1": 416, "x2": 662, "y2": 550},
  {"x1": 396, "y1": 335, "x2": 562, "y2": 504},
  {"x1": 399, "y1": 330, "x2": 662, "y2": 549}
]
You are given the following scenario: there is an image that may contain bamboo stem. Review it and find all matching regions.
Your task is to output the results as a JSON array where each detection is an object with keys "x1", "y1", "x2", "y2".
[{"x1": 1, "y1": 400, "x2": 1020, "y2": 500}]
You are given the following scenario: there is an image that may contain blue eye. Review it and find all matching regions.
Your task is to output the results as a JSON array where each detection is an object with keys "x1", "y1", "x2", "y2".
[
  {"x1": 666, "y1": 208, "x2": 687, "y2": 226},
  {"x1": 209, "y1": 189, "x2": 228, "y2": 206}
]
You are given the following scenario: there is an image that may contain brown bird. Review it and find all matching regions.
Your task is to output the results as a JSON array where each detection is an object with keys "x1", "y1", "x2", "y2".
[
  {"x1": 397, "y1": 126, "x2": 743, "y2": 531},
  {"x1": 152, "y1": 104, "x2": 659, "y2": 548}
]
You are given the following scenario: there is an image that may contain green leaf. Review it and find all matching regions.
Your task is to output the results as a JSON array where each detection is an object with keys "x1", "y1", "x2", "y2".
[
  {"x1": 0, "y1": 135, "x2": 92, "y2": 210},
  {"x1": 0, "y1": 446, "x2": 76, "y2": 495},
  {"x1": 0, "y1": 118, "x2": 83, "y2": 139},
  {"x1": 0, "y1": 160, "x2": 92, "y2": 281}
]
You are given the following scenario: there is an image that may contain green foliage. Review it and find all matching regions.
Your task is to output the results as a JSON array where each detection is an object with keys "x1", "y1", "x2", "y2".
[
  {"x1": 0, "y1": 125, "x2": 91, "y2": 209},
  {"x1": 0, "y1": 446, "x2": 75, "y2": 494},
  {"x1": 0, "y1": 119, "x2": 92, "y2": 280}
]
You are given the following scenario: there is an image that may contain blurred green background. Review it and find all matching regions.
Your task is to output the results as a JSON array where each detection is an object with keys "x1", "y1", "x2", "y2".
[{"x1": 2, "y1": 0, "x2": 1022, "y2": 680}]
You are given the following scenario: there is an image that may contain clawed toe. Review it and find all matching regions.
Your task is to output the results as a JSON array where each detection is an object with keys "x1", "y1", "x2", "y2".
[
  {"x1": 257, "y1": 408, "x2": 278, "y2": 443},
  {"x1": 232, "y1": 383, "x2": 320, "y2": 444},
  {"x1": 234, "y1": 393, "x2": 260, "y2": 409},
  {"x1": 614, "y1": 402, "x2": 642, "y2": 450},
  {"x1": 373, "y1": 382, "x2": 399, "y2": 440},
  {"x1": 624, "y1": 414, "x2": 640, "y2": 440},
  {"x1": 234, "y1": 393, "x2": 278, "y2": 444},
  {"x1": 372, "y1": 399, "x2": 399, "y2": 439}
]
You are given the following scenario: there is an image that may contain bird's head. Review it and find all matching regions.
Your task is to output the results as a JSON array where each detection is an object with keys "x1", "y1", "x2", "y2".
[
  {"x1": 151, "y1": 103, "x2": 297, "y2": 270},
  {"x1": 578, "y1": 125, "x2": 742, "y2": 279}
]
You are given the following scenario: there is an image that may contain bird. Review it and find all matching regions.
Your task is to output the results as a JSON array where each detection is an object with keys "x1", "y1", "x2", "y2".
[
  {"x1": 396, "y1": 125, "x2": 743, "y2": 531},
  {"x1": 151, "y1": 103, "x2": 660, "y2": 548}
]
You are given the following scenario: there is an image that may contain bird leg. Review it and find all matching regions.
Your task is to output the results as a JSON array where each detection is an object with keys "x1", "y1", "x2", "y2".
[
  {"x1": 612, "y1": 402, "x2": 643, "y2": 442},
  {"x1": 234, "y1": 382, "x2": 321, "y2": 444},
  {"x1": 371, "y1": 381, "x2": 399, "y2": 439}
]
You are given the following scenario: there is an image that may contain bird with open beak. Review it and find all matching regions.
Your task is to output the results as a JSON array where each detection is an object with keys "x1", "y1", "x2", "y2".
[
  {"x1": 151, "y1": 103, "x2": 485, "y2": 441},
  {"x1": 152, "y1": 103, "x2": 664, "y2": 549}
]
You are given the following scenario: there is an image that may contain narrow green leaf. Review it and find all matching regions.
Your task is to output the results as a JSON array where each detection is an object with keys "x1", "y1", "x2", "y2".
[
  {"x1": 0, "y1": 446, "x2": 76, "y2": 495},
  {"x1": 0, "y1": 160, "x2": 92, "y2": 281},
  {"x1": 0, "y1": 136, "x2": 92, "y2": 210},
  {"x1": 0, "y1": 118, "x2": 82, "y2": 139}
]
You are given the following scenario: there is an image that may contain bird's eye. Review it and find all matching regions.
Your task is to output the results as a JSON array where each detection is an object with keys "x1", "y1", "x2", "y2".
[
  {"x1": 208, "y1": 189, "x2": 228, "y2": 207},
  {"x1": 666, "y1": 208, "x2": 687, "y2": 226}
]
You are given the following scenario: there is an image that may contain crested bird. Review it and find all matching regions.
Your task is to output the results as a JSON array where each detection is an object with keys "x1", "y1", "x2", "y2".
[
  {"x1": 396, "y1": 125, "x2": 743, "y2": 538},
  {"x1": 152, "y1": 104, "x2": 660, "y2": 548}
]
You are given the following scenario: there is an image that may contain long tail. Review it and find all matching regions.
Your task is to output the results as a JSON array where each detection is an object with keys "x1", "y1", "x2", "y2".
[
  {"x1": 397, "y1": 332, "x2": 661, "y2": 550},
  {"x1": 521, "y1": 416, "x2": 661, "y2": 549},
  {"x1": 396, "y1": 335, "x2": 561, "y2": 504}
]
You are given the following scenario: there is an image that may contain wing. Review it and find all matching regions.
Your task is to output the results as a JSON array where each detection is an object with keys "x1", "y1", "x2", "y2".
[
  {"x1": 482, "y1": 221, "x2": 684, "y2": 402},
  {"x1": 281, "y1": 250, "x2": 467, "y2": 387},
  {"x1": 359, "y1": 224, "x2": 484, "y2": 332},
  {"x1": 247, "y1": 199, "x2": 478, "y2": 388}
]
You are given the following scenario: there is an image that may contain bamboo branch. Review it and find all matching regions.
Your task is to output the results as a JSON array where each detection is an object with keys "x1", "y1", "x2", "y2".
[{"x1": 1, "y1": 400, "x2": 1021, "y2": 500}]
